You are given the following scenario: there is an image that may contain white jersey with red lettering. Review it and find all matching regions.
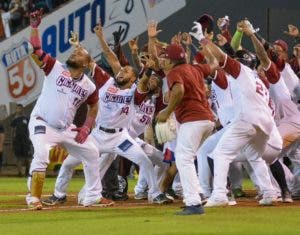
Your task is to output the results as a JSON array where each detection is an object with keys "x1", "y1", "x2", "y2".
[
  {"x1": 281, "y1": 63, "x2": 299, "y2": 96},
  {"x1": 269, "y1": 74, "x2": 300, "y2": 125},
  {"x1": 228, "y1": 64, "x2": 275, "y2": 134},
  {"x1": 128, "y1": 97, "x2": 156, "y2": 138},
  {"x1": 211, "y1": 78, "x2": 235, "y2": 127},
  {"x1": 31, "y1": 61, "x2": 96, "y2": 129},
  {"x1": 96, "y1": 77, "x2": 137, "y2": 129}
]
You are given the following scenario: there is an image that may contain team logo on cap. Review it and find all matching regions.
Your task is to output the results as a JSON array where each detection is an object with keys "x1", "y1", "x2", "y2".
[{"x1": 1, "y1": 39, "x2": 37, "y2": 99}]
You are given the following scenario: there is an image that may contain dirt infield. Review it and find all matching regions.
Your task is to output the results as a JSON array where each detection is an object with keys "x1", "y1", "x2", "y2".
[{"x1": 1, "y1": 190, "x2": 300, "y2": 213}]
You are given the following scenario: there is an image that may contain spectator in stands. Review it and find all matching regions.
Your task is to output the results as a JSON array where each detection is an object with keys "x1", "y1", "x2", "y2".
[
  {"x1": 0, "y1": 120, "x2": 5, "y2": 174},
  {"x1": 9, "y1": 0, "x2": 25, "y2": 33},
  {"x1": 10, "y1": 104, "x2": 32, "y2": 177}
]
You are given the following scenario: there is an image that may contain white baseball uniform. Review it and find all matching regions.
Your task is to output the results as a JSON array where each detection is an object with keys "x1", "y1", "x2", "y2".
[
  {"x1": 210, "y1": 55, "x2": 276, "y2": 202},
  {"x1": 27, "y1": 57, "x2": 101, "y2": 205}
]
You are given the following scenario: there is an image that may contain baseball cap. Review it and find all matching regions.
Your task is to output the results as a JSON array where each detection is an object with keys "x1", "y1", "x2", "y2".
[
  {"x1": 163, "y1": 43, "x2": 186, "y2": 61},
  {"x1": 274, "y1": 39, "x2": 288, "y2": 52},
  {"x1": 197, "y1": 14, "x2": 214, "y2": 33}
]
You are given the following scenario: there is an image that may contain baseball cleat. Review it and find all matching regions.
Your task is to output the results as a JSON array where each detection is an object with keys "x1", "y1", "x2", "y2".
[
  {"x1": 42, "y1": 194, "x2": 67, "y2": 206},
  {"x1": 89, "y1": 197, "x2": 115, "y2": 207},
  {"x1": 282, "y1": 191, "x2": 293, "y2": 203},
  {"x1": 258, "y1": 197, "x2": 274, "y2": 206},
  {"x1": 175, "y1": 205, "x2": 204, "y2": 215},
  {"x1": 151, "y1": 193, "x2": 169, "y2": 205},
  {"x1": 204, "y1": 197, "x2": 228, "y2": 207},
  {"x1": 199, "y1": 193, "x2": 208, "y2": 205},
  {"x1": 28, "y1": 201, "x2": 43, "y2": 210},
  {"x1": 134, "y1": 191, "x2": 148, "y2": 200}
]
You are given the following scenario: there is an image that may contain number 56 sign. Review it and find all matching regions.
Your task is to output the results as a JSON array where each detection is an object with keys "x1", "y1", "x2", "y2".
[{"x1": 1, "y1": 40, "x2": 37, "y2": 99}]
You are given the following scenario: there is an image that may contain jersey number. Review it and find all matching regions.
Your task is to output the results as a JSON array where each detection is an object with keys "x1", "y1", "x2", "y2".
[
  {"x1": 139, "y1": 115, "x2": 151, "y2": 125},
  {"x1": 120, "y1": 106, "x2": 130, "y2": 115},
  {"x1": 73, "y1": 97, "x2": 82, "y2": 107}
]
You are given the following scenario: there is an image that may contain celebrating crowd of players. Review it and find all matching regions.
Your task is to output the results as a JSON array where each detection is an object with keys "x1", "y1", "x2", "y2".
[{"x1": 25, "y1": 10, "x2": 300, "y2": 215}]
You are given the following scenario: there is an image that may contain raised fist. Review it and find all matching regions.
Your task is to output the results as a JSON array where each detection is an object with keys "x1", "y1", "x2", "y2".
[
  {"x1": 284, "y1": 24, "x2": 299, "y2": 38},
  {"x1": 30, "y1": 9, "x2": 43, "y2": 28},
  {"x1": 69, "y1": 31, "x2": 80, "y2": 47}
]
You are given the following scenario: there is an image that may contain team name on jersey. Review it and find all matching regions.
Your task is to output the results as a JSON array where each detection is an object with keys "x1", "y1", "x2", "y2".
[
  {"x1": 104, "y1": 92, "x2": 133, "y2": 104},
  {"x1": 56, "y1": 75, "x2": 88, "y2": 98},
  {"x1": 139, "y1": 102, "x2": 155, "y2": 115}
]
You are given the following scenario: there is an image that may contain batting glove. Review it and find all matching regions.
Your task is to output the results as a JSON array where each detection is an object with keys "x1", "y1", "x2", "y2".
[
  {"x1": 72, "y1": 126, "x2": 90, "y2": 144},
  {"x1": 189, "y1": 21, "x2": 205, "y2": 41},
  {"x1": 30, "y1": 9, "x2": 43, "y2": 28}
]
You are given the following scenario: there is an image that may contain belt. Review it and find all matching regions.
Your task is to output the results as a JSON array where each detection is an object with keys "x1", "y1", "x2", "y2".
[{"x1": 99, "y1": 126, "x2": 123, "y2": 133}]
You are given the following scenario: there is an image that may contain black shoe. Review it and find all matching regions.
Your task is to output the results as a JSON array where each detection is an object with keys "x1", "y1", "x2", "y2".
[
  {"x1": 152, "y1": 193, "x2": 169, "y2": 204},
  {"x1": 42, "y1": 194, "x2": 67, "y2": 206},
  {"x1": 200, "y1": 193, "x2": 208, "y2": 205},
  {"x1": 176, "y1": 205, "x2": 204, "y2": 215},
  {"x1": 165, "y1": 188, "x2": 179, "y2": 200},
  {"x1": 112, "y1": 192, "x2": 129, "y2": 201}
]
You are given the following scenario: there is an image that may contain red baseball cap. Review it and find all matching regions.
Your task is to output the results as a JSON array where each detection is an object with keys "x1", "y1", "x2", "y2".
[
  {"x1": 274, "y1": 39, "x2": 288, "y2": 52},
  {"x1": 163, "y1": 43, "x2": 186, "y2": 60}
]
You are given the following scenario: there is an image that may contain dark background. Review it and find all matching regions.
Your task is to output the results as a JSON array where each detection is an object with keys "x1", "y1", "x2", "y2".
[{"x1": 123, "y1": 0, "x2": 300, "y2": 56}]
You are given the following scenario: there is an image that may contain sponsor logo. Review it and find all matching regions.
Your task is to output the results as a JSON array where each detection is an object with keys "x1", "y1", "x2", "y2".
[{"x1": 1, "y1": 40, "x2": 37, "y2": 99}]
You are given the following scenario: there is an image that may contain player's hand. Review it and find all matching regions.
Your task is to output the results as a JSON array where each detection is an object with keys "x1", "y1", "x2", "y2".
[
  {"x1": 189, "y1": 21, "x2": 205, "y2": 41},
  {"x1": 71, "y1": 126, "x2": 90, "y2": 144},
  {"x1": 128, "y1": 37, "x2": 139, "y2": 53},
  {"x1": 156, "y1": 108, "x2": 170, "y2": 123},
  {"x1": 216, "y1": 34, "x2": 227, "y2": 46},
  {"x1": 30, "y1": 9, "x2": 43, "y2": 28},
  {"x1": 139, "y1": 52, "x2": 156, "y2": 69},
  {"x1": 69, "y1": 31, "x2": 80, "y2": 47},
  {"x1": 113, "y1": 26, "x2": 125, "y2": 45},
  {"x1": 182, "y1": 32, "x2": 192, "y2": 46},
  {"x1": 148, "y1": 20, "x2": 162, "y2": 38},
  {"x1": 171, "y1": 32, "x2": 182, "y2": 45},
  {"x1": 284, "y1": 24, "x2": 299, "y2": 38},
  {"x1": 94, "y1": 20, "x2": 104, "y2": 38}
]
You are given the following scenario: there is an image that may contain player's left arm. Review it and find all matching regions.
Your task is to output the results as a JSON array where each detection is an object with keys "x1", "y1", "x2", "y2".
[{"x1": 94, "y1": 21, "x2": 122, "y2": 76}]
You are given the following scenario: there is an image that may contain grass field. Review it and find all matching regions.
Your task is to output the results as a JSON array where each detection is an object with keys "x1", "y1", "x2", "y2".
[{"x1": 0, "y1": 177, "x2": 300, "y2": 235}]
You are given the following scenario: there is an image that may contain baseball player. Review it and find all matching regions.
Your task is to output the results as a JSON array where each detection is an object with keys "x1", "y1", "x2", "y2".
[
  {"x1": 26, "y1": 11, "x2": 108, "y2": 210},
  {"x1": 196, "y1": 21, "x2": 277, "y2": 207}
]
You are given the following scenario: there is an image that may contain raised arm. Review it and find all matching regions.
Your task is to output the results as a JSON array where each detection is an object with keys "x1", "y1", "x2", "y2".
[
  {"x1": 240, "y1": 21, "x2": 270, "y2": 69},
  {"x1": 29, "y1": 10, "x2": 55, "y2": 75},
  {"x1": 93, "y1": 22, "x2": 121, "y2": 76}
]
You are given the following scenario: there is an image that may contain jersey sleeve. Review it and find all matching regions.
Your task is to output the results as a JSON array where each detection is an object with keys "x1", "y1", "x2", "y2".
[
  {"x1": 154, "y1": 91, "x2": 167, "y2": 114},
  {"x1": 43, "y1": 56, "x2": 56, "y2": 76},
  {"x1": 134, "y1": 88, "x2": 148, "y2": 105},
  {"x1": 167, "y1": 70, "x2": 184, "y2": 90},
  {"x1": 213, "y1": 69, "x2": 228, "y2": 89},
  {"x1": 264, "y1": 61, "x2": 280, "y2": 84},
  {"x1": 92, "y1": 64, "x2": 111, "y2": 89},
  {"x1": 86, "y1": 89, "x2": 99, "y2": 105},
  {"x1": 220, "y1": 55, "x2": 241, "y2": 79},
  {"x1": 194, "y1": 63, "x2": 212, "y2": 78}
]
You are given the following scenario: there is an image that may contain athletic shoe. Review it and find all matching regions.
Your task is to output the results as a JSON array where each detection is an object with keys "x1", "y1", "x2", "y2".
[
  {"x1": 89, "y1": 197, "x2": 115, "y2": 207},
  {"x1": 134, "y1": 191, "x2": 148, "y2": 200},
  {"x1": 42, "y1": 194, "x2": 67, "y2": 206},
  {"x1": 204, "y1": 197, "x2": 228, "y2": 207},
  {"x1": 165, "y1": 188, "x2": 179, "y2": 200},
  {"x1": 165, "y1": 193, "x2": 175, "y2": 203},
  {"x1": 282, "y1": 191, "x2": 293, "y2": 203},
  {"x1": 199, "y1": 193, "x2": 208, "y2": 205},
  {"x1": 175, "y1": 205, "x2": 204, "y2": 215},
  {"x1": 232, "y1": 188, "x2": 246, "y2": 198},
  {"x1": 227, "y1": 190, "x2": 237, "y2": 206},
  {"x1": 151, "y1": 193, "x2": 169, "y2": 204},
  {"x1": 28, "y1": 201, "x2": 43, "y2": 210},
  {"x1": 259, "y1": 197, "x2": 274, "y2": 206},
  {"x1": 292, "y1": 192, "x2": 300, "y2": 200},
  {"x1": 112, "y1": 192, "x2": 129, "y2": 201}
]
